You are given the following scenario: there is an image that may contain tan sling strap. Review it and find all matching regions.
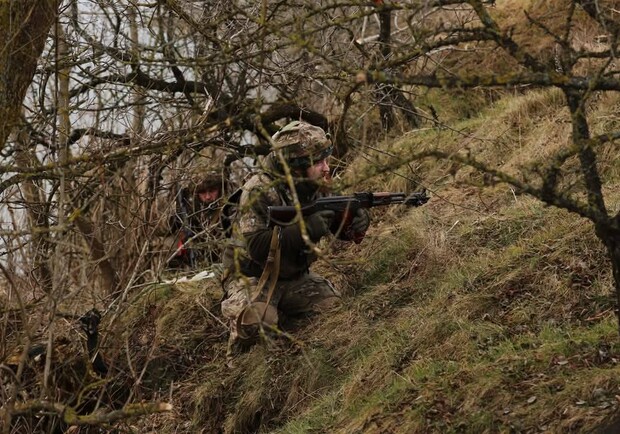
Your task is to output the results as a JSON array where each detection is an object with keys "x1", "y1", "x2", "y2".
[{"x1": 236, "y1": 225, "x2": 282, "y2": 338}]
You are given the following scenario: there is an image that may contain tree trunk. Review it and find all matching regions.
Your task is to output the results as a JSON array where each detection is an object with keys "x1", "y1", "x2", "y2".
[
  {"x1": 74, "y1": 216, "x2": 118, "y2": 295},
  {"x1": 564, "y1": 88, "x2": 619, "y2": 331},
  {"x1": 375, "y1": 5, "x2": 421, "y2": 131},
  {"x1": 14, "y1": 131, "x2": 53, "y2": 293},
  {"x1": 597, "y1": 228, "x2": 620, "y2": 334},
  {"x1": 0, "y1": 0, "x2": 59, "y2": 149},
  {"x1": 564, "y1": 89, "x2": 606, "y2": 213}
]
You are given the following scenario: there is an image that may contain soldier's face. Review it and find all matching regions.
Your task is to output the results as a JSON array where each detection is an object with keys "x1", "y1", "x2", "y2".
[
  {"x1": 198, "y1": 188, "x2": 219, "y2": 203},
  {"x1": 305, "y1": 157, "x2": 330, "y2": 182}
]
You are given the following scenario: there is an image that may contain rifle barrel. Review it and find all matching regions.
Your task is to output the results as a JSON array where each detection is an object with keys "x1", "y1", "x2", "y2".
[{"x1": 370, "y1": 192, "x2": 406, "y2": 206}]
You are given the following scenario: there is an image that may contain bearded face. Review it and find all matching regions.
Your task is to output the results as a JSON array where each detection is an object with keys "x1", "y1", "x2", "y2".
[
  {"x1": 304, "y1": 157, "x2": 330, "y2": 182},
  {"x1": 197, "y1": 187, "x2": 220, "y2": 204}
]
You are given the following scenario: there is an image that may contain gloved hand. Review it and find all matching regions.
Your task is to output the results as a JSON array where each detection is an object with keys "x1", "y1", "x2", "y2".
[
  {"x1": 305, "y1": 210, "x2": 336, "y2": 241},
  {"x1": 349, "y1": 208, "x2": 370, "y2": 234}
]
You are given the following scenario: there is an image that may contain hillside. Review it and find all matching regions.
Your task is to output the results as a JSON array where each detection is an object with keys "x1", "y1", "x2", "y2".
[
  {"x1": 114, "y1": 87, "x2": 620, "y2": 434},
  {"x1": 3, "y1": 1, "x2": 620, "y2": 433}
]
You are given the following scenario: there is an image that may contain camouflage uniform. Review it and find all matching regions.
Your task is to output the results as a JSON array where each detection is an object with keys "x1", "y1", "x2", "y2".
[
  {"x1": 173, "y1": 178, "x2": 223, "y2": 267},
  {"x1": 152, "y1": 172, "x2": 224, "y2": 269},
  {"x1": 221, "y1": 122, "x2": 342, "y2": 358}
]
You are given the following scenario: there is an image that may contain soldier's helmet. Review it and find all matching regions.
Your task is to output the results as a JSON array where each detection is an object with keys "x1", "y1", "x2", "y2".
[
  {"x1": 271, "y1": 121, "x2": 333, "y2": 169},
  {"x1": 191, "y1": 170, "x2": 222, "y2": 195}
]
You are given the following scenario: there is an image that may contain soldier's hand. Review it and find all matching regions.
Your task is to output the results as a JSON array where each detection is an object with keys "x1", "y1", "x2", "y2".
[
  {"x1": 305, "y1": 210, "x2": 336, "y2": 241},
  {"x1": 350, "y1": 208, "x2": 370, "y2": 234}
]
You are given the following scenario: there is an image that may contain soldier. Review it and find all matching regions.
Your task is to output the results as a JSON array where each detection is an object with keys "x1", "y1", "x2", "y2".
[
  {"x1": 220, "y1": 121, "x2": 370, "y2": 363},
  {"x1": 153, "y1": 171, "x2": 224, "y2": 270}
]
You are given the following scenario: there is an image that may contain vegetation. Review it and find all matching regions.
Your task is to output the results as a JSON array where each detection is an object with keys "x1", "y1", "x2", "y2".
[{"x1": 1, "y1": 0, "x2": 620, "y2": 432}]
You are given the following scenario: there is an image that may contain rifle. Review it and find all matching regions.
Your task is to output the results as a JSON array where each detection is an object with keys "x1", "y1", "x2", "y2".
[{"x1": 267, "y1": 191, "x2": 430, "y2": 243}]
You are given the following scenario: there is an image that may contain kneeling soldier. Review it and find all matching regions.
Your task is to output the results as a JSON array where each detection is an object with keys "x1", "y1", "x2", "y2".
[{"x1": 220, "y1": 121, "x2": 370, "y2": 363}]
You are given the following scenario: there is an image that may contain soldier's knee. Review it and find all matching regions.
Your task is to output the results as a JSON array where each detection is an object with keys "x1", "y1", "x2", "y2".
[
  {"x1": 312, "y1": 296, "x2": 342, "y2": 312},
  {"x1": 237, "y1": 302, "x2": 279, "y2": 339}
]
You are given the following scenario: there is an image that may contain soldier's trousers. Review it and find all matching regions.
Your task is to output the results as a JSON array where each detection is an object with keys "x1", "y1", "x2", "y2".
[{"x1": 220, "y1": 272, "x2": 341, "y2": 357}]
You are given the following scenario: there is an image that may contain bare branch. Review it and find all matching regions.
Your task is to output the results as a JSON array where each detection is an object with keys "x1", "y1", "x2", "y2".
[
  {"x1": 360, "y1": 70, "x2": 620, "y2": 91},
  {"x1": 3, "y1": 400, "x2": 172, "y2": 426}
]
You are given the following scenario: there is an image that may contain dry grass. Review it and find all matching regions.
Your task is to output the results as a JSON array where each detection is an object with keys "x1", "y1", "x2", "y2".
[
  {"x1": 8, "y1": 83, "x2": 619, "y2": 432},
  {"x1": 6, "y1": 2, "x2": 620, "y2": 433}
]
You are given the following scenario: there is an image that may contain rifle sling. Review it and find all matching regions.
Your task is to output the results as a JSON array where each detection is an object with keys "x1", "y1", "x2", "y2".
[{"x1": 237, "y1": 225, "x2": 281, "y2": 335}]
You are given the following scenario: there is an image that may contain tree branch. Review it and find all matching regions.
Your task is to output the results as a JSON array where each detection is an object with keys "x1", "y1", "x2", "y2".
[
  {"x1": 3, "y1": 400, "x2": 172, "y2": 426},
  {"x1": 360, "y1": 70, "x2": 620, "y2": 91},
  {"x1": 70, "y1": 69, "x2": 209, "y2": 100},
  {"x1": 574, "y1": 0, "x2": 620, "y2": 36}
]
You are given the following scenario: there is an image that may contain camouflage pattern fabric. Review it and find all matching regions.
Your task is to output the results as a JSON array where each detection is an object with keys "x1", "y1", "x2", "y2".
[
  {"x1": 272, "y1": 121, "x2": 332, "y2": 162},
  {"x1": 150, "y1": 179, "x2": 223, "y2": 270},
  {"x1": 221, "y1": 272, "x2": 341, "y2": 358},
  {"x1": 227, "y1": 156, "x2": 256, "y2": 191},
  {"x1": 238, "y1": 172, "x2": 283, "y2": 234},
  {"x1": 220, "y1": 168, "x2": 319, "y2": 279},
  {"x1": 220, "y1": 158, "x2": 341, "y2": 360}
]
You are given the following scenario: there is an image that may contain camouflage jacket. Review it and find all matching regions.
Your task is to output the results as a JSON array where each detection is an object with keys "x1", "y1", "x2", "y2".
[{"x1": 222, "y1": 157, "x2": 325, "y2": 281}]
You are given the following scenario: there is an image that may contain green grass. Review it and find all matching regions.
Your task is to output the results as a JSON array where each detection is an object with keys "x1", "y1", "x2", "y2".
[
  {"x1": 123, "y1": 75, "x2": 620, "y2": 434},
  {"x1": 267, "y1": 178, "x2": 618, "y2": 432},
  {"x1": 355, "y1": 228, "x2": 420, "y2": 288}
]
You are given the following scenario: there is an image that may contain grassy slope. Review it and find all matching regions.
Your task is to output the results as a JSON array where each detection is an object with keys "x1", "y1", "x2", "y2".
[
  {"x1": 5, "y1": 4, "x2": 620, "y2": 433},
  {"x1": 128, "y1": 86, "x2": 620, "y2": 434},
  {"x1": 129, "y1": 6, "x2": 620, "y2": 432},
  {"x1": 267, "y1": 97, "x2": 620, "y2": 434}
]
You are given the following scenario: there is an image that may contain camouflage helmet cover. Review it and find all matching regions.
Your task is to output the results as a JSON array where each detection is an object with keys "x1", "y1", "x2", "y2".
[
  {"x1": 272, "y1": 121, "x2": 332, "y2": 167},
  {"x1": 191, "y1": 170, "x2": 221, "y2": 193}
]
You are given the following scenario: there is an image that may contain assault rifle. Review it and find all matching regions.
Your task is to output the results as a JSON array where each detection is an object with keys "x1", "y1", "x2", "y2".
[{"x1": 267, "y1": 191, "x2": 430, "y2": 243}]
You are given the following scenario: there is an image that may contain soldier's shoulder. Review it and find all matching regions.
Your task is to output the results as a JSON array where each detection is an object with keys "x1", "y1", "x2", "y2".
[
  {"x1": 240, "y1": 173, "x2": 278, "y2": 201},
  {"x1": 239, "y1": 173, "x2": 282, "y2": 208},
  {"x1": 242, "y1": 172, "x2": 273, "y2": 190}
]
